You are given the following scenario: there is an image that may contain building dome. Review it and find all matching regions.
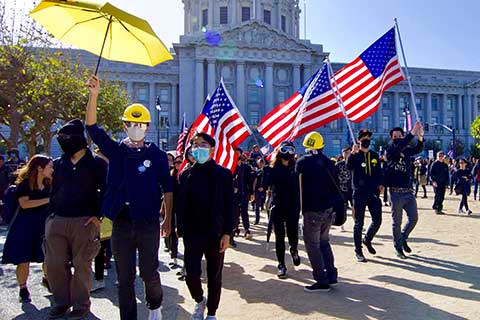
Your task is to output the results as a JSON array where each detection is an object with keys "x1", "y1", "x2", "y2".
[{"x1": 183, "y1": 0, "x2": 301, "y2": 38}]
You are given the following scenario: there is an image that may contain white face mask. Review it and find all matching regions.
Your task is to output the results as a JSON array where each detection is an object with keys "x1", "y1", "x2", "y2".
[{"x1": 126, "y1": 126, "x2": 146, "y2": 142}]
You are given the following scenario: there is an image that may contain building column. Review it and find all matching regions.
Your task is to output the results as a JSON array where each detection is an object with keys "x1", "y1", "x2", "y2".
[
  {"x1": 255, "y1": 0, "x2": 261, "y2": 20},
  {"x1": 127, "y1": 81, "x2": 134, "y2": 101},
  {"x1": 293, "y1": 64, "x2": 301, "y2": 91},
  {"x1": 376, "y1": 111, "x2": 382, "y2": 133},
  {"x1": 230, "y1": 0, "x2": 237, "y2": 26},
  {"x1": 208, "y1": 0, "x2": 214, "y2": 28},
  {"x1": 236, "y1": 61, "x2": 246, "y2": 115},
  {"x1": 426, "y1": 92, "x2": 432, "y2": 123},
  {"x1": 303, "y1": 64, "x2": 311, "y2": 84},
  {"x1": 207, "y1": 59, "x2": 216, "y2": 95},
  {"x1": 195, "y1": 59, "x2": 204, "y2": 115},
  {"x1": 172, "y1": 84, "x2": 178, "y2": 127},
  {"x1": 265, "y1": 62, "x2": 274, "y2": 112},
  {"x1": 457, "y1": 94, "x2": 463, "y2": 132},
  {"x1": 393, "y1": 92, "x2": 400, "y2": 127},
  {"x1": 465, "y1": 93, "x2": 472, "y2": 130},
  {"x1": 149, "y1": 82, "x2": 156, "y2": 109},
  {"x1": 442, "y1": 94, "x2": 448, "y2": 125},
  {"x1": 473, "y1": 94, "x2": 479, "y2": 121}
]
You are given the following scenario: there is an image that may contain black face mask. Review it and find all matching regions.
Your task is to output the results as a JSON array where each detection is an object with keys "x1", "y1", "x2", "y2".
[
  {"x1": 278, "y1": 152, "x2": 294, "y2": 161},
  {"x1": 393, "y1": 138, "x2": 402, "y2": 145},
  {"x1": 58, "y1": 135, "x2": 87, "y2": 156},
  {"x1": 360, "y1": 139, "x2": 371, "y2": 148}
]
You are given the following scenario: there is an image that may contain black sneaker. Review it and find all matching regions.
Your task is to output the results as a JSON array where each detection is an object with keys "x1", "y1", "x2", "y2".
[
  {"x1": 362, "y1": 239, "x2": 377, "y2": 255},
  {"x1": 329, "y1": 279, "x2": 338, "y2": 287},
  {"x1": 277, "y1": 264, "x2": 287, "y2": 279},
  {"x1": 19, "y1": 287, "x2": 31, "y2": 303},
  {"x1": 356, "y1": 252, "x2": 367, "y2": 262},
  {"x1": 67, "y1": 308, "x2": 89, "y2": 320},
  {"x1": 395, "y1": 248, "x2": 407, "y2": 259},
  {"x1": 304, "y1": 282, "x2": 331, "y2": 293},
  {"x1": 402, "y1": 240, "x2": 412, "y2": 253},
  {"x1": 290, "y1": 249, "x2": 301, "y2": 266},
  {"x1": 48, "y1": 305, "x2": 71, "y2": 319}
]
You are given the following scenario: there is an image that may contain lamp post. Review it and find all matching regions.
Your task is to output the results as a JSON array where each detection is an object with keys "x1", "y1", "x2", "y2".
[
  {"x1": 429, "y1": 122, "x2": 456, "y2": 157},
  {"x1": 155, "y1": 96, "x2": 161, "y2": 147}
]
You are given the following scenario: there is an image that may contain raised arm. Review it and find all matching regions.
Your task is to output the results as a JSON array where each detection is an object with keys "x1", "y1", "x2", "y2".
[{"x1": 86, "y1": 75, "x2": 99, "y2": 126}]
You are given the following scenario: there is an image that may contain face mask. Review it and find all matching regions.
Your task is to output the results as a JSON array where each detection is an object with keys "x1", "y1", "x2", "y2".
[
  {"x1": 360, "y1": 139, "x2": 371, "y2": 148},
  {"x1": 58, "y1": 135, "x2": 86, "y2": 156},
  {"x1": 278, "y1": 152, "x2": 294, "y2": 161},
  {"x1": 127, "y1": 126, "x2": 146, "y2": 142},
  {"x1": 191, "y1": 147, "x2": 211, "y2": 164},
  {"x1": 393, "y1": 138, "x2": 402, "y2": 144}
]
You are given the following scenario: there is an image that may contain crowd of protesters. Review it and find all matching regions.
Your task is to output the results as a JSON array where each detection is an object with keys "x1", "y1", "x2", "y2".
[{"x1": 0, "y1": 75, "x2": 479, "y2": 319}]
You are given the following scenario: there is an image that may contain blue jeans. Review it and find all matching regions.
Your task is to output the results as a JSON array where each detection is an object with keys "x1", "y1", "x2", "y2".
[
  {"x1": 390, "y1": 191, "x2": 418, "y2": 250},
  {"x1": 302, "y1": 209, "x2": 337, "y2": 285}
]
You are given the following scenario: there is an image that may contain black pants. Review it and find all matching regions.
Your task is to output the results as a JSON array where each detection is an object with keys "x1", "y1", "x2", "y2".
[
  {"x1": 112, "y1": 209, "x2": 163, "y2": 320},
  {"x1": 254, "y1": 191, "x2": 266, "y2": 223},
  {"x1": 415, "y1": 184, "x2": 427, "y2": 197},
  {"x1": 94, "y1": 240, "x2": 108, "y2": 280},
  {"x1": 168, "y1": 214, "x2": 178, "y2": 259},
  {"x1": 353, "y1": 192, "x2": 382, "y2": 254},
  {"x1": 233, "y1": 195, "x2": 250, "y2": 234},
  {"x1": 271, "y1": 205, "x2": 299, "y2": 265},
  {"x1": 433, "y1": 185, "x2": 447, "y2": 211},
  {"x1": 459, "y1": 192, "x2": 470, "y2": 211},
  {"x1": 184, "y1": 235, "x2": 225, "y2": 317}
]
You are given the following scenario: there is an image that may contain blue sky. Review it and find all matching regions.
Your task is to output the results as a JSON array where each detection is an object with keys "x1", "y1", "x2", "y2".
[{"x1": 8, "y1": 0, "x2": 480, "y2": 71}]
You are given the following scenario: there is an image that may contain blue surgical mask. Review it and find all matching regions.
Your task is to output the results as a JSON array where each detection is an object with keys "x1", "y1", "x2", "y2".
[{"x1": 191, "y1": 147, "x2": 211, "y2": 164}]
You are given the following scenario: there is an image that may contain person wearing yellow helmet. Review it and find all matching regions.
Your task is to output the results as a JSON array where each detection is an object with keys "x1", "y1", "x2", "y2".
[
  {"x1": 85, "y1": 75, "x2": 172, "y2": 320},
  {"x1": 296, "y1": 131, "x2": 341, "y2": 292}
]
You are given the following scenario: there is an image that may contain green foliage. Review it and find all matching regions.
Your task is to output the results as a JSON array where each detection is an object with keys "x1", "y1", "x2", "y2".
[
  {"x1": 471, "y1": 117, "x2": 480, "y2": 140},
  {"x1": 469, "y1": 142, "x2": 480, "y2": 158}
]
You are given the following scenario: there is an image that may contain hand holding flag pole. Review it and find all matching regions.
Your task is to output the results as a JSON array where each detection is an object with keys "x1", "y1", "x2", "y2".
[
  {"x1": 394, "y1": 18, "x2": 419, "y2": 122},
  {"x1": 327, "y1": 57, "x2": 357, "y2": 144}
]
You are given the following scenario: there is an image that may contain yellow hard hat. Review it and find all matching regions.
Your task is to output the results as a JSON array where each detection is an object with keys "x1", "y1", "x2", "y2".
[
  {"x1": 122, "y1": 104, "x2": 151, "y2": 123},
  {"x1": 303, "y1": 131, "x2": 324, "y2": 149}
]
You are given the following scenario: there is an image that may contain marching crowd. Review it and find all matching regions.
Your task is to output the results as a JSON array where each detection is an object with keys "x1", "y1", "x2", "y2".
[{"x1": 0, "y1": 75, "x2": 478, "y2": 320}]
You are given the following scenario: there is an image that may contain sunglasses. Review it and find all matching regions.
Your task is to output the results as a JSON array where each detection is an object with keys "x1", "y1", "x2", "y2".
[{"x1": 279, "y1": 145, "x2": 295, "y2": 154}]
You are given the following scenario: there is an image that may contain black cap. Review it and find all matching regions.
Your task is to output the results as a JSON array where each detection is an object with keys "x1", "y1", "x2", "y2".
[
  {"x1": 358, "y1": 129, "x2": 373, "y2": 140},
  {"x1": 58, "y1": 119, "x2": 85, "y2": 136}
]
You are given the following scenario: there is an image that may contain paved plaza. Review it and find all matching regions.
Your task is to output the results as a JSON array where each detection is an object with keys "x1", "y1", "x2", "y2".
[{"x1": 1, "y1": 186, "x2": 479, "y2": 320}]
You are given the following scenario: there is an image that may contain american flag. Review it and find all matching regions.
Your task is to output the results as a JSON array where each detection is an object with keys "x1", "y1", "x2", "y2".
[
  {"x1": 333, "y1": 27, "x2": 405, "y2": 122},
  {"x1": 176, "y1": 113, "x2": 188, "y2": 156},
  {"x1": 180, "y1": 80, "x2": 251, "y2": 172},
  {"x1": 258, "y1": 64, "x2": 340, "y2": 148}
]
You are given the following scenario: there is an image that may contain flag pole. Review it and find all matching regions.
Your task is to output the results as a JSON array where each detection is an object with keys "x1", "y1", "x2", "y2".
[
  {"x1": 326, "y1": 58, "x2": 357, "y2": 144},
  {"x1": 394, "y1": 18, "x2": 419, "y2": 122}
]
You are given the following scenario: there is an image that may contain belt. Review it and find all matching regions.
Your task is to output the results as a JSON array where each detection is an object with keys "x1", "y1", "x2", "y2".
[{"x1": 389, "y1": 187, "x2": 413, "y2": 193}]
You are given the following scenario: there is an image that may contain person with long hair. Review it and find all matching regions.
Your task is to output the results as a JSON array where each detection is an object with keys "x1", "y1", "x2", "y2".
[
  {"x1": 454, "y1": 158, "x2": 473, "y2": 215},
  {"x1": 264, "y1": 141, "x2": 300, "y2": 279},
  {"x1": 1, "y1": 155, "x2": 53, "y2": 303}
]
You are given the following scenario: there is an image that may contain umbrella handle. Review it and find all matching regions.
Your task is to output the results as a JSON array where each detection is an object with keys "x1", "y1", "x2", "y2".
[{"x1": 94, "y1": 15, "x2": 113, "y2": 75}]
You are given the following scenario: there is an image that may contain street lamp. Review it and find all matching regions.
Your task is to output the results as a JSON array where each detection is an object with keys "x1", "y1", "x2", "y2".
[
  {"x1": 429, "y1": 122, "x2": 456, "y2": 157},
  {"x1": 155, "y1": 96, "x2": 161, "y2": 147}
]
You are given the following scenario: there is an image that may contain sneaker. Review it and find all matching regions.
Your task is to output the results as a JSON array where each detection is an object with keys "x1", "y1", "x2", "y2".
[
  {"x1": 191, "y1": 297, "x2": 206, "y2": 320},
  {"x1": 395, "y1": 248, "x2": 407, "y2": 259},
  {"x1": 205, "y1": 316, "x2": 217, "y2": 320},
  {"x1": 42, "y1": 277, "x2": 51, "y2": 292},
  {"x1": 48, "y1": 305, "x2": 71, "y2": 319},
  {"x1": 244, "y1": 231, "x2": 253, "y2": 240},
  {"x1": 19, "y1": 287, "x2": 31, "y2": 303},
  {"x1": 402, "y1": 240, "x2": 412, "y2": 253},
  {"x1": 362, "y1": 239, "x2": 376, "y2": 255},
  {"x1": 290, "y1": 249, "x2": 301, "y2": 266},
  {"x1": 329, "y1": 279, "x2": 338, "y2": 287},
  {"x1": 435, "y1": 210, "x2": 445, "y2": 215},
  {"x1": 277, "y1": 264, "x2": 287, "y2": 279},
  {"x1": 356, "y1": 253, "x2": 367, "y2": 262},
  {"x1": 67, "y1": 308, "x2": 89, "y2": 320},
  {"x1": 304, "y1": 282, "x2": 331, "y2": 293},
  {"x1": 467, "y1": 210, "x2": 472, "y2": 215},
  {"x1": 148, "y1": 307, "x2": 163, "y2": 320},
  {"x1": 90, "y1": 279, "x2": 105, "y2": 292},
  {"x1": 458, "y1": 209, "x2": 465, "y2": 214}
]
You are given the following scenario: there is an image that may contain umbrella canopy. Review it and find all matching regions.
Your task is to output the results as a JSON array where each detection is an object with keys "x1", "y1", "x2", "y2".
[{"x1": 29, "y1": 0, "x2": 173, "y2": 73}]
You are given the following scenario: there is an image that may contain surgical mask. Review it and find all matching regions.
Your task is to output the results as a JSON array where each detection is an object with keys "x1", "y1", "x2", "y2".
[
  {"x1": 360, "y1": 139, "x2": 371, "y2": 148},
  {"x1": 191, "y1": 147, "x2": 211, "y2": 164},
  {"x1": 127, "y1": 126, "x2": 146, "y2": 141}
]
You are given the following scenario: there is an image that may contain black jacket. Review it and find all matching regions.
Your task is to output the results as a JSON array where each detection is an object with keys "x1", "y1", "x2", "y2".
[
  {"x1": 346, "y1": 150, "x2": 383, "y2": 194},
  {"x1": 430, "y1": 160, "x2": 450, "y2": 187},
  {"x1": 176, "y1": 160, "x2": 234, "y2": 238}
]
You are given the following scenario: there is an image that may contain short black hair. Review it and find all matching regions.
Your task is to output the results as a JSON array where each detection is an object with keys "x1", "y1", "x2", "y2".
[
  {"x1": 389, "y1": 127, "x2": 404, "y2": 137},
  {"x1": 236, "y1": 147, "x2": 243, "y2": 154},
  {"x1": 191, "y1": 132, "x2": 215, "y2": 147}
]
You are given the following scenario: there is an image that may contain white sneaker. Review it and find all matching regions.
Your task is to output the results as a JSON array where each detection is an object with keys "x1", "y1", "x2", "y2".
[
  {"x1": 191, "y1": 297, "x2": 206, "y2": 320},
  {"x1": 90, "y1": 279, "x2": 105, "y2": 292},
  {"x1": 148, "y1": 307, "x2": 162, "y2": 320},
  {"x1": 205, "y1": 316, "x2": 217, "y2": 320}
]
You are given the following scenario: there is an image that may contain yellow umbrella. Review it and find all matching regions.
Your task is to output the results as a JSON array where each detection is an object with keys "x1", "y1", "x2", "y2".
[{"x1": 29, "y1": 0, "x2": 173, "y2": 74}]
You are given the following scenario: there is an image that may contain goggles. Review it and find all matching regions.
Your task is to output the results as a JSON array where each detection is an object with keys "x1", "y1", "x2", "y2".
[
  {"x1": 279, "y1": 145, "x2": 295, "y2": 154},
  {"x1": 124, "y1": 122, "x2": 148, "y2": 129},
  {"x1": 191, "y1": 142, "x2": 211, "y2": 150}
]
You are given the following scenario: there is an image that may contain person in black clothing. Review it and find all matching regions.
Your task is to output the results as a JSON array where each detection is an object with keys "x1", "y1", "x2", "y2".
[
  {"x1": 264, "y1": 141, "x2": 300, "y2": 279},
  {"x1": 415, "y1": 157, "x2": 428, "y2": 198},
  {"x1": 335, "y1": 147, "x2": 353, "y2": 232},
  {"x1": 232, "y1": 148, "x2": 253, "y2": 243},
  {"x1": 453, "y1": 158, "x2": 472, "y2": 215},
  {"x1": 384, "y1": 122, "x2": 424, "y2": 259},
  {"x1": 167, "y1": 156, "x2": 183, "y2": 268},
  {"x1": 472, "y1": 158, "x2": 480, "y2": 201},
  {"x1": 176, "y1": 133, "x2": 234, "y2": 320},
  {"x1": 0, "y1": 155, "x2": 12, "y2": 222},
  {"x1": 347, "y1": 129, "x2": 384, "y2": 263},
  {"x1": 253, "y1": 158, "x2": 267, "y2": 225},
  {"x1": 429, "y1": 151, "x2": 450, "y2": 214},
  {"x1": 2, "y1": 155, "x2": 53, "y2": 303},
  {"x1": 44, "y1": 119, "x2": 107, "y2": 319},
  {"x1": 296, "y1": 131, "x2": 340, "y2": 292}
]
